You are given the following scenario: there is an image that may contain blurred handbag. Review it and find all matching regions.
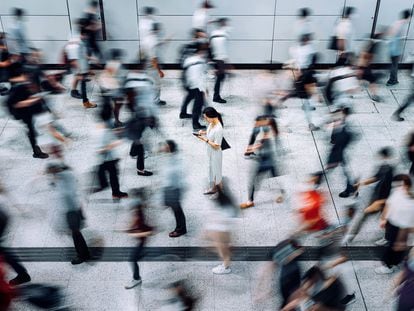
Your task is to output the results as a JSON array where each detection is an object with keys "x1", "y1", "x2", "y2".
[{"x1": 221, "y1": 137, "x2": 231, "y2": 151}]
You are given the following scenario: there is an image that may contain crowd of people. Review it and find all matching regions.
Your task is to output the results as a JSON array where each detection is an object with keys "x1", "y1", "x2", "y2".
[{"x1": 0, "y1": 1, "x2": 413, "y2": 310}]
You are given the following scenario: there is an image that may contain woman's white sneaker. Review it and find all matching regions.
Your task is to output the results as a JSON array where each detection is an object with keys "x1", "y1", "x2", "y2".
[{"x1": 212, "y1": 264, "x2": 231, "y2": 274}]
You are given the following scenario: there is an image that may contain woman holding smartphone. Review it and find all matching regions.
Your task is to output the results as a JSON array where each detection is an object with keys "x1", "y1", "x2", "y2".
[{"x1": 195, "y1": 107, "x2": 223, "y2": 194}]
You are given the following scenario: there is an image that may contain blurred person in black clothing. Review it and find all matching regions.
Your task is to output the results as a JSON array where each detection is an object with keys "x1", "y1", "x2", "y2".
[
  {"x1": 0, "y1": 34, "x2": 11, "y2": 94},
  {"x1": 82, "y1": 0, "x2": 102, "y2": 62},
  {"x1": 345, "y1": 147, "x2": 395, "y2": 244},
  {"x1": 0, "y1": 187, "x2": 31, "y2": 286},
  {"x1": 406, "y1": 132, "x2": 414, "y2": 176},
  {"x1": 6, "y1": 64, "x2": 48, "y2": 158},
  {"x1": 324, "y1": 107, "x2": 357, "y2": 198}
]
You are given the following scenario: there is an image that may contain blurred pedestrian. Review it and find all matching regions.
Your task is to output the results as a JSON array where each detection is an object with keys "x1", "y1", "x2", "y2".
[
  {"x1": 346, "y1": 147, "x2": 395, "y2": 244},
  {"x1": 91, "y1": 104, "x2": 128, "y2": 200},
  {"x1": 160, "y1": 140, "x2": 187, "y2": 238},
  {"x1": 210, "y1": 18, "x2": 229, "y2": 104},
  {"x1": 46, "y1": 162, "x2": 91, "y2": 265},
  {"x1": 124, "y1": 188, "x2": 153, "y2": 289},
  {"x1": 334, "y1": 6, "x2": 356, "y2": 65},
  {"x1": 7, "y1": 8, "x2": 30, "y2": 62},
  {"x1": 406, "y1": 132, "x2": 414, "y2": 176},
  {"x1": 82, "y1": 0, "x2": 103, "y2": 62},
  {"x1": 192, "y1": 1, "x2": 214, "y2": 32},
  {"x1": 392, "y1": 248, "x2": 414, "y2": 311},
  {"x1": 180, "y1": 43, "x2": 208, "y2": 129},
  {"x1": 375, "y1": 174, "x2": 414, "y2": 274},
  {"x1": 240, "y1": 126, "x2": 284, "y2": 209},
  {"x1": 204, "y1": 189, "x2": 237, "y2": 274},
  {"x1": 386, "y1": 9, "x2": 411, "y2": 86}
]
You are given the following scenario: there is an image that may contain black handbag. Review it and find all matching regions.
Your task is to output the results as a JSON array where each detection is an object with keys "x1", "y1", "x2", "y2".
[
  {"x1": 328, "y1": 36, "x2": 338, "y2": 50},
  {"x1": 221, "y1": 137, "x2": 231, "y2": 151}
]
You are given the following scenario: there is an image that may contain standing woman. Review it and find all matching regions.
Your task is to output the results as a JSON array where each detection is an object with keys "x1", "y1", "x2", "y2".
[{"x1": 196, "y1": 107, "x2": 223, "y2": 195}]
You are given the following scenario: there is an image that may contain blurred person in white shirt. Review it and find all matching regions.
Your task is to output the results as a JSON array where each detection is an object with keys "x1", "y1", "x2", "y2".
[
  {"x1": 192, "y1": 1, "x2": 214, "y2": 32},
  {"x1": 375, "y1": 174, "x2": 414, "y2": 274},
  {"x1": 210, "y1": 18, "x2": 230, "y2": 104}
]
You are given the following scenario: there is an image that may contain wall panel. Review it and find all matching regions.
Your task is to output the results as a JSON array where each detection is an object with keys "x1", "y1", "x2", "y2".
[
  {"x1": 275, "y1": 0, "x2": 345, "y2": 15},
  {"x1": 102, "y1": 0, "x2": 139, "y2": 40},
  {"x1": 2, "y1": 16, "x2": 70, "y2": 41},
  {"x1": 0, "y1": 0, "x2": 68, "y2": 16}
]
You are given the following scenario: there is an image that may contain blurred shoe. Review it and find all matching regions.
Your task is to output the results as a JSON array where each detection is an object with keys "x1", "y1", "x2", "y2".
[
  {"x1": 169, "y1": 230, "x2": 187, "y2": 238},
  {"x1": 244, "y1": 152, "x2": 256, "y2": 159},
  {"x1": 83, "y1": 101, "x2": 97, "y2": 109},
  {"x1": 212, "y1": 264, "x2": 231, "y2": 274},
  {"x1": 112, "y1": 191, "x2": 128, "y2": 199},
  {"x1": 9, "y1": 273, "x2": 31, "y2": 286},
  {"x1": 240, "y1": 201, "x2": 254, "y2": 209},
  {"x1": 203, "y1": 188, "x2": 218, "y2": 195},
  {"x1": 125, "y1": 278, "x2": 142, "y2": 289},
  {"x1": 386, "y1": 80, "x2": 399, "y2": 86},
  {"x1": 340, "y1": 293, "x2": 356, "y2": 306},
  {"x1": 370, "y1": 95, "x2": 383, "y2": 102},
  {"x1": 137, "y1": 170, "x2": 153, "y2": 176},
  {"x1": 213, "y1": 97, "x2": 227, "y2": 104},
  {"x1": 375, "y1": 237, "x2": 388, "y2": 246},
  {"x1": 179, "y1": 113, "x2": 192, "y2": 119},
  {"x1": 339, "y1": 185, "x2": 357, "y2": 198},
  {"x1": 157, "y1": 100, "x2": 167, "y2": 106},
  {"x1": 392, "y1": 113, "x2": 404, "y2": 121},
  {"x1": 71, "y1": 256, "x2": 90, "y2": 265},
  {"x1": 70, "y1": 90, "x2": 82, "y2": 99},
  {"x1": 375, "y1": 265, "x2": 395, "y2": 274},
  {"x1": 32, "y1": 146, "x2": 49, "y2": 159}
]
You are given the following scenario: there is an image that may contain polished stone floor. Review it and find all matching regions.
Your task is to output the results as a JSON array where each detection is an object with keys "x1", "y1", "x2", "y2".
[{"x1": 0, "y1": 69, "x2": 413, "y2": 310}]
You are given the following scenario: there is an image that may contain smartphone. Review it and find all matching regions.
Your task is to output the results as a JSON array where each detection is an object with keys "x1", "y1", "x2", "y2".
[{"x1": 192, "y1": 133, "x2": 200, "y2": 137}]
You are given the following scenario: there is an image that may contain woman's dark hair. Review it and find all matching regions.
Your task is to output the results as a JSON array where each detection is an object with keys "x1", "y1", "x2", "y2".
[
  {"x1": 203, "y1": 107, "x2": 223, "y2": 126},
  {"x1": 393, "y1": 174, "x2": 412, "y2": 188},
  {"x1": 143, "y1": 6, "x2": 155, "y2": 15},
  {"x1": 401, "y1": 9, "x2": 412, "y2": 20},
  {"x1": 343, "y1": 6, "x2": 355, "y2": 18},
  {"x1": 165, "y1": 140, "x2": 177, "y2": 153},
  {"x1": 299, "y1": 8, "x2": 311, "y2": 18},
  {"x1": 13, "y1": 8, "x2": 24, "y2": 18}
]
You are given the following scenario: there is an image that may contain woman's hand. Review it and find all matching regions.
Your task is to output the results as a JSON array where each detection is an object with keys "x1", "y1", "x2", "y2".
[{"x1": 198, "y1": 130, "x2": 206, "y2": 135}]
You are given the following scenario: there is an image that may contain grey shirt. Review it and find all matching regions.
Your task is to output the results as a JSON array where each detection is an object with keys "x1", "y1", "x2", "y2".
[{"x1": 54, "y1": 169, "x2": 82, "y2": 212}]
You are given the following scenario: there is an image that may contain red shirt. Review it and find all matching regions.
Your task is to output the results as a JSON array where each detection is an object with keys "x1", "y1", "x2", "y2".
[{"x1": 298, "y1": 190, "x2": 328, "y2": 231}]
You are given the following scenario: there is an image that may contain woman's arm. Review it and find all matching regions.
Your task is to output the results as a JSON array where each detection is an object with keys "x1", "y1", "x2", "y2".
[{"x1": 14, "y1": 96, "x2": 41, "y2": 108}]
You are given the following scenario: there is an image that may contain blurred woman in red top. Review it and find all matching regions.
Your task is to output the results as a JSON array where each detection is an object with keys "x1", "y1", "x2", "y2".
[{"x1": 296, "y1": 172, "x2": 329, "y2": 233}]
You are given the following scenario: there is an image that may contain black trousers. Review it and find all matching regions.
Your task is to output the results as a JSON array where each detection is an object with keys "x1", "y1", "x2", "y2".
[
  {"x1": 130, "y1": 142, "x2": 145, "y2": 171},
  {"x1": 20, "y1": 113, "x2": 37, "y2": 152},
  {"x1": 164, "y1": 188, "x2": 187, "y2": 233},
  {"x1": 389, "y1": 55, "x2": 400, "y2": 83},
  {"x1": 87, "y1": 36, "x2": 102, "y2": 61},
  {"x1": 80, "y1": 74, "x2": 89, "y2": 103},
  {"x1": 249, "y1": 165, "x2": 277, "y2": 202},
  {"x1": 0, "y1": 246, "x2": 28, "y2": 276},
  {"x1": 395, "y1": 89, "x2": 414, "y2": 116},
  {"x1": 97, "y1": 159, "x2": 120, "y2": 194},
  {"x1": 66, "y1": 210, "x2": 90, "y2": 259},
  {"x1": 213, "y1": 60, "x2": 226, "y2": 99},
  {"x1": 382, "y1": 221, "x2": 406, "y2": 268},
  {"x1": 72, "y1": 230, "x2": 90, "y2": 259},
  {"x1": 130, "y1": 238, "x2": 146, "y2": 280},
  {"x1": 182, "y1": 88, "x2": 204, "y2": 128}
]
